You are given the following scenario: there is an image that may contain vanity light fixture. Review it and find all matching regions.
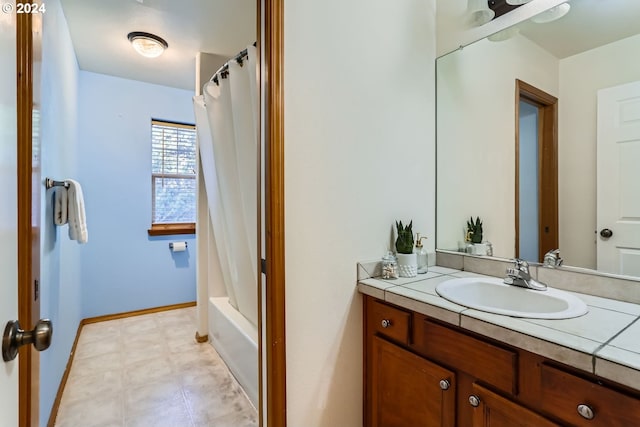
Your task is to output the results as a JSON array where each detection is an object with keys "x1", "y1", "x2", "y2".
[
  {"x1": 468, "y1": 0, "x2": 495, "y2": 26},
  {"x1": 127, "y1": 31, "x2": 168, "y2": 58},
  {"x1": 488, "y1": 26, "x2": 520, "y2": 42},
  {"x1": 531, "y1": 2, "x2": 571, "y2": 24}
]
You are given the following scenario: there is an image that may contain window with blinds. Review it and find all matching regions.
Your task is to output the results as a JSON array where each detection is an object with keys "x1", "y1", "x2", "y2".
[{"x1": 151, "y1": 119, "x2": 196, "y2": 230}]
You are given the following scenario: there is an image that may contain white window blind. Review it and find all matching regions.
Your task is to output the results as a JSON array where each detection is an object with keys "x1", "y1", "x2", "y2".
[{"x1": 151, "y1": 119, "x2": 196, "y2": 224}]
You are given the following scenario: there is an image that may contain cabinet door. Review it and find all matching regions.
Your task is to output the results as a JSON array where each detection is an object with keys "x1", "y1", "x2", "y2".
[
  {"x1": 371, "y1": 336, "x2": 455, "y2": 427},
  {"x1": 470, "y1": 383, "x2": 560, "y2": 427},
  {"x1": 541, "y1": 364, "x2": 640, "y2": 426}
]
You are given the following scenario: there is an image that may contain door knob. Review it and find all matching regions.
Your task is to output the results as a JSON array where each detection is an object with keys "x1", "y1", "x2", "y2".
[
  {"x1": 600, "y1": 228, "x2": 613, "y2": 238},
  {"x1": 2, "y1": 319, "x2": 52, "y2": 362}
]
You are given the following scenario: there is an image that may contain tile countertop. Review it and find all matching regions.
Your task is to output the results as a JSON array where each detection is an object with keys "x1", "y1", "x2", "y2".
[{"x1": 357, "y1": 265, "x2": 640, "y2": 390}]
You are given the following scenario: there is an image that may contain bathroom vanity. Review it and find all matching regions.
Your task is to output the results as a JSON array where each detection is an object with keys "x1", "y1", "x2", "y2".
[{"x1": 359, "y1": 260, "x2": 640, "y2": 426}]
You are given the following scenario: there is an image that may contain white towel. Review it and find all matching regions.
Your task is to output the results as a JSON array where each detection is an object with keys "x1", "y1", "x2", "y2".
[
  {"x1": 53, "y1": 187, "x2": 68, "y2": 225},
  {"x1": 66, "y1": 179, "x2": 88, "y2": 244}
]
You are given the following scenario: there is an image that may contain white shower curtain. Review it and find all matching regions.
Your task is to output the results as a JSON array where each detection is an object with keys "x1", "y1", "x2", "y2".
[
  {"x1": 193, "y1": 97, "x2": 237, "y2": 309},
  {"x1": 194, "y1": 44, "x2": 258, "y2": 327}
]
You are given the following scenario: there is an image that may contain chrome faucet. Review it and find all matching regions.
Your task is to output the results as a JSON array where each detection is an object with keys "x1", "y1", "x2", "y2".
[
  {"x1": 504, "y1": 259, "x2": 547, "y2": 291},
  {"x1": 543, "y1": 249, "x2": 563, "y2": 268}
]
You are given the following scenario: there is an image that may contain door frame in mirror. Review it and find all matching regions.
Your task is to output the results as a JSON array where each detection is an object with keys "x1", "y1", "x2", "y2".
[{"x1": 515, "y1": 79, "x2": 558, "y2": 262}]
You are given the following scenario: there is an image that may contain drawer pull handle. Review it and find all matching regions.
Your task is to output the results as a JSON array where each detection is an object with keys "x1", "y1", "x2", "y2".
[
  {"x1": 468, "y1": 395, "x2": 480, "y2": 407},
  {"x1": 439, "y1": 379, "x2": 450, "y2": 390},
  {"x1": 577, "y1": 404, "x2": 595, "y2": 420},
  {"x1": 381, "y1": 319, "x2": 392, "y2": 328}
]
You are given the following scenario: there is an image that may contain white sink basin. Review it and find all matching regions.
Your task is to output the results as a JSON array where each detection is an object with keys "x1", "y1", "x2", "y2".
[{"x1": 435, "y1": 277, "x2": 588, "y2": 319}]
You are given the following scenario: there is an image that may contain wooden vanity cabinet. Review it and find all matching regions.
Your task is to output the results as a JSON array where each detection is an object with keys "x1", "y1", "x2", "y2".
[
  {"x1": 469, "y1": 383, "x2": 561, "y2": 427},
  {"x1": 539, "y1": 364, "x2": 640, "y2": 426},
  {"x1": 363, "y1": 295, "x2": 640, "y2": 427},
  {"x1": 371, "y1": 335, "x2": 456, "y2": 427}
]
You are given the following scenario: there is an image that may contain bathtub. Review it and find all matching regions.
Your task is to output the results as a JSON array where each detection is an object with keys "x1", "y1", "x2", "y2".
[{"x1": 208, "y1": 296, "x2": 258, "y2": 408}]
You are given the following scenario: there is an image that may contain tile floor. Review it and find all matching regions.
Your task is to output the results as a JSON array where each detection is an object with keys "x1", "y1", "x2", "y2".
[{"x1": 54, "y1": 306, "x2": 258, "y2": 427}]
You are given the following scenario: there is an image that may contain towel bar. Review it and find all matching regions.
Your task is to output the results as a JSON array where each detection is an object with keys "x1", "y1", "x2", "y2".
[{"x1": 45, "y1": 178, "x2": 69, "y2": 189}]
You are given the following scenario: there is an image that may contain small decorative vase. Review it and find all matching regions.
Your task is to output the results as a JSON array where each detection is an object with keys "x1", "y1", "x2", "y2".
[
  {"x1": 471, "y1": 243, "x2": 488, "y2": 256},
  {"x1": 396, "y1": 253, "x2": 418, "y2": 278}
]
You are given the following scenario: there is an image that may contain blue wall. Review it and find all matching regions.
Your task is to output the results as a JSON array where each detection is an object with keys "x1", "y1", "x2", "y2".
[
  {"x1": 77, "y1": 71, "x2": 196, "y2": 318},
  {"x1": 39, "y1": 3, "x2": 197, "y2": 424},
  {"x1": 519, "y1": 100, "x2": 539, "y2": 262},
  {"x1": 39, "y1": 0, "x2": 83, "y2": 424}
]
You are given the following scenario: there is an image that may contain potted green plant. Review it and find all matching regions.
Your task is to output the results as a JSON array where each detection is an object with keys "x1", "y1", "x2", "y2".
[
  {"x1": 466, "y1": 216, "x2": 488, "y2": 255},
  {"x1": 395, "y1": 220, "x2": 417, "y2": 277},
  {"x1": 466, "y1": 216, "x2": 483, "y2": 244}
]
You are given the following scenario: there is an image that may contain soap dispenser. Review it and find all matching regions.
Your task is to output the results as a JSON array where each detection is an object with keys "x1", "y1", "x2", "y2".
[{"x1": 415, "y1": 233, "x2": 428, "y2": 274}]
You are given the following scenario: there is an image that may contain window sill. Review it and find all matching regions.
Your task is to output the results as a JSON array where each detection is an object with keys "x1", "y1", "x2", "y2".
[{"x1": 148, "y1": 223, "x2": 195, "y2": 236}]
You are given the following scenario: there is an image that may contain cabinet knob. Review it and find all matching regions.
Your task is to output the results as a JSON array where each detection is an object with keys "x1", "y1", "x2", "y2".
[
  {"x1": 468, "y1": 395, "x2": 480, "y2": 407},
  {"x1": 577, "y1": 404, "x2": 595, "y2": 420},
  {"x1": 439, "y1": 379, "x2": 450, "y2": 390},
  {"x1": 381, "y1": 319, "x2": 392, "y2": 328}
]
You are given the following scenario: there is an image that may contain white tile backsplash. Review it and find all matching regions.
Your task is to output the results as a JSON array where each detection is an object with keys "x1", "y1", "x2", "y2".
[
  {"x1": 537, "y1": 267, "x2": 640, "y2": 304},
  {"x1": 463, "y1": 256, "x2": 513, "y2": 278},
  {"x1": 357, "y1": 261, "x2": 381, "y2": 281}
]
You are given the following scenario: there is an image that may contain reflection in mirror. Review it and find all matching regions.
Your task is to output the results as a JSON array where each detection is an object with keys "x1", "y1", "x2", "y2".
[{"x1": 436, "y1": 0, "x2": 640, "y2": 278}]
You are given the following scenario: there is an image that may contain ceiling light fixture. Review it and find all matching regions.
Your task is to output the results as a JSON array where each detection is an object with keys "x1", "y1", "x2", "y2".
[
  {"x1": 468, "y1": 0, "x2": 495, "y2": 26},
  {"x1": 531, "y1": 2, "x2": 571, "y2": 24},
  {"x1": 127, "y1": 31, "x2": 168, "y2": 58}
]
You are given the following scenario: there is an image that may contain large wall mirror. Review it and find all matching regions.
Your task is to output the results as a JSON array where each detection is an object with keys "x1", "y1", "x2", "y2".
[{"x1": 436, "y1": 0, "x2": 640, "y2": 277}]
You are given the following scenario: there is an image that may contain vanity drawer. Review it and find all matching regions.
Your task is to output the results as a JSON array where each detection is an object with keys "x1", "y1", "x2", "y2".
[
  {"x1": 368, "y1": 300, "x2": 411, "y2": 345},
  {"x1": 540, "y1": 364, "x2": 640, "y2": 426},
  {"x1": 415, "y1": 319, "x2": 518, "y2": 395}
]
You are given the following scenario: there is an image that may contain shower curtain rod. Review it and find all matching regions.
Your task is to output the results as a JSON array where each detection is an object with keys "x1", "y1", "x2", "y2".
[{"x1": 211, "y1": 41, "x2": 257, "y2": 85}]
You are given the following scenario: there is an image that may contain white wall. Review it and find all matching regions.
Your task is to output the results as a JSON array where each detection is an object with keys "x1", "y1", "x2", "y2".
[
  {"x1": 437, "y1": 34, "x2": 558, "y2": 258},
  {"x1": 284, "y1": 0, "x2": 435, "y2": 425},
  {"x1": 559, "y1": 33, "x2": 640, "y2": 268}
]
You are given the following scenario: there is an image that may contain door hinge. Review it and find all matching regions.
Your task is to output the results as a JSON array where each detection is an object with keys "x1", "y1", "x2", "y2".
[
  {"x1": 34, "y1": 279, "x2": 39, "y2": 301},
  {"x1": 261, "y1": 258, "x2": 267, "y2": 275}
]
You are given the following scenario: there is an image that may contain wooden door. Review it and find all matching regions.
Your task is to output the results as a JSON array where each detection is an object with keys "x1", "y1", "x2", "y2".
[
  {"x1": 370, "y1": 336, "x2": 456, "y2": 427},
  {"x1": 17, "y1": 8, "x2": 42, "y2": 427},
  {"x1": 470, "y1": 383, "x2": 560, "y2": 427},
  {"x1": 597, "y1": 81, "x2": 640, "y2": 276},
  {"x1": 1, "y1": 5, "x2": 41, "y2": 427}
]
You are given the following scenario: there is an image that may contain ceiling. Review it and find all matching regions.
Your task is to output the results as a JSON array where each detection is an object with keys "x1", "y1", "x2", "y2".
[
  {"x1": 60, "y1": 1, "x2": 640, "y2": 91},
  {"x1": 438, "y1": 0, "x2": 640, "y2": 59},
  {"x1": 518, "y1": 0, "x2": 640, "y2": 58},
  {"x1": 59, "y1": 0, "x2": 256, "y2": 91}
]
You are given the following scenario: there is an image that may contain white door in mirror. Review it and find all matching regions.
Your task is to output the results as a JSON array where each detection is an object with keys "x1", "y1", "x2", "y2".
[
  {"x1": 597, "y1": 81, "x2": 640, "y2": 277},
  {"x1": 435, "y1": 277, "x2": 588, "y2": 319}
]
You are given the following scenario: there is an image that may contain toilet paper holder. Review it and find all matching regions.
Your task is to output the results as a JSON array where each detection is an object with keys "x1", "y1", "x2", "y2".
[{"x1": 169, "y1": 242, "x2": 188, "y2": 250}]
